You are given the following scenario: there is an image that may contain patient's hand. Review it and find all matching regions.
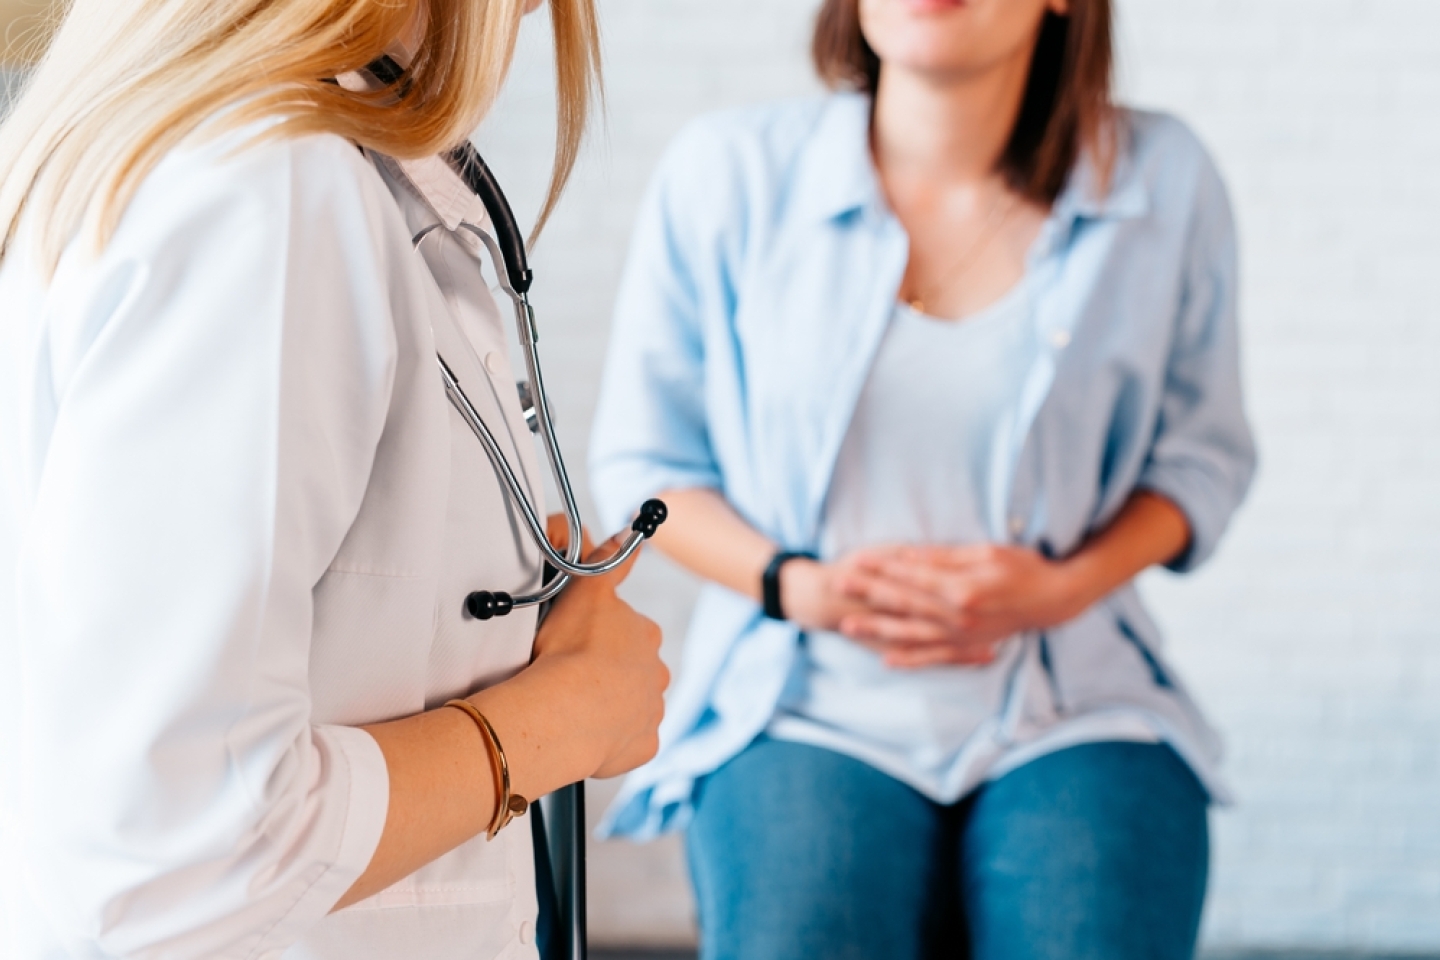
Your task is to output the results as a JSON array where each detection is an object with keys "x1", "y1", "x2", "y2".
[
  {"x1": 776, "y1": 555, "x2": 875, "y2": 633},
  {"x1": 832, "y1": 544, "x2": 1090, "y2": 669}
]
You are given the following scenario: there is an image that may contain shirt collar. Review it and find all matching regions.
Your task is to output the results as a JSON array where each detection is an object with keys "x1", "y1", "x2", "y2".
[
  {"x1": 793, "y1": 93, "x2": 883, "y2": 223},
  {"x1": 1051, "y1": 120, "x2": 1149, "y2": 224},
  {"x1": 339, "y1": 62, "x2": 494, "y2": 234},
  {"x1": 795, "y1": 93, "x2": 1149, "y2": 226},
  {"x1": 378, "y1": 153, "x2": 494, "y2": 234}
]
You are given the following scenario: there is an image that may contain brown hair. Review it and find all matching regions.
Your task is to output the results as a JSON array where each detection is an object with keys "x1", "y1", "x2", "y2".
[{"x1": 812, "y1": 0, "x2": 1115, "y2": 205}]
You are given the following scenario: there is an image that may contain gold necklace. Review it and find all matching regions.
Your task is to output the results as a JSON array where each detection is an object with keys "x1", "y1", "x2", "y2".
[{"x1": 904, "y1": 189, "x2": 1017, "y2": 315}]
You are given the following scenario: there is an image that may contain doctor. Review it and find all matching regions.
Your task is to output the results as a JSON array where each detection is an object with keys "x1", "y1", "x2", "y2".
[{"x1": 0, "y1": 0, "x2": 667, "y2": 958}]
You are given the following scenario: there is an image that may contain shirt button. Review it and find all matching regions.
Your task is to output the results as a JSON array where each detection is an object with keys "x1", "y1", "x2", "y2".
[
  {"x1": 484, "y1": 351, "x2": 504, "y2": 375},
  {"x1": 518, "y1": 921, "x2": 534, "y2": 945},
  {"x1": 1049, "y1": 329, "x2": 1072, "y2": 349}
]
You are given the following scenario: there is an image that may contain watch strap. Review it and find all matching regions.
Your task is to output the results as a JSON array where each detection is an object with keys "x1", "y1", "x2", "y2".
[{"x1": 762, "y1": 550, "x2": 817, "y2": 621}]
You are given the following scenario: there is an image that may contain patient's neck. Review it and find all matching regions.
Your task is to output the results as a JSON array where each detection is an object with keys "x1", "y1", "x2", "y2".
[{"x1": 871, "y1": 55, "x2": 1031, "y2": 189}]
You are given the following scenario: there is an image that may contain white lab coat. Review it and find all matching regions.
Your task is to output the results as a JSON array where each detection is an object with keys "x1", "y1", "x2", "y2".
[{"x1": 0, "y1": 118, "x2": 548, "y2": 959}]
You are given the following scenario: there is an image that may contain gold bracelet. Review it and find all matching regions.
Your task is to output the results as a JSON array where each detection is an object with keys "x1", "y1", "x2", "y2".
[{"x1": 445, "y1": 699, "x2": 529, "y2": 839}]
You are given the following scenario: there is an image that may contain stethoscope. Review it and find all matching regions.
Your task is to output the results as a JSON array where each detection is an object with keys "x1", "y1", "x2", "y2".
[
  {"x1": 364, "y1": 57, "x2": 668, "y2": 623},
  {"x1": 359, "y1": 56, "x2": 665, "y2": 960},
  {"x1": 439, "y1": 133, "x2": 667, "y2": 620},
  {"x1": 434, "y1": 171, "x2": 667, "y2": 620}
]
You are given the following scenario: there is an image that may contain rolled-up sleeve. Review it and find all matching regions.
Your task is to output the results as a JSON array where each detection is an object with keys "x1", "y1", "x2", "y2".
[
  {"x1": 1138, "y1": 159, "x2": 1258, "y2": 572},
  {"x1": 15, "y1": 132, "x2": 396, "y2": 957},
  {"x1": 589, "y1": 123, "x2": 733, "y2": 536}
]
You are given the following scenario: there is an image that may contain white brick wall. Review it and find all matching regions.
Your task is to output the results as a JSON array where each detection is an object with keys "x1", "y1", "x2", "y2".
[
  {"x1": 1119, "y1": 2, "x2": 1440, "y2": 951},
  {"x1": 1, "y1": 0, "x2": 1431, "y2": 952},
  {"x1": 476, "y1": 0, "x2": 1440, "y2": 951}
]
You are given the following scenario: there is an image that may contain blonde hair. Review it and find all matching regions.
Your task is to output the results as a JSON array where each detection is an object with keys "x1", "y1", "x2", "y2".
[{"x1": 0, "y1": 0, "x2": 601, "y2": 275}]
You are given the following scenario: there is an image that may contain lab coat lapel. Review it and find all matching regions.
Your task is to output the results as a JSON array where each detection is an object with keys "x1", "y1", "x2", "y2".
[
  {"x1": 378, "y1": 151, "x2": 547, "y2": 515},
  {"x1": 426, "y1": 274, "x2": 546, "y2": 520}
]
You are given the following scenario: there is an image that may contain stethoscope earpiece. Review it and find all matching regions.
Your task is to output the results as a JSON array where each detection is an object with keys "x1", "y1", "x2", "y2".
[
  {"x1": 464, "y1": 591, "x2": 516, "y2": 621},
  {"x1": 461, "y1": 500, "x2": 668, "y2": 622},
  {"x1": 632, "y1": 499, "x2": 669, "y2": 539}
]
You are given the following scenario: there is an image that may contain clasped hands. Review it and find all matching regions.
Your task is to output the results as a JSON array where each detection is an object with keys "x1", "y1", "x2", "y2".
[{"x1": 780, "y1": 544, "x2": 1094, "y2": 669}]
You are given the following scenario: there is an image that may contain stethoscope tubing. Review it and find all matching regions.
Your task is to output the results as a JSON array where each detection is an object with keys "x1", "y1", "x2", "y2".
[
  {"x1": 437, "y1": 350, "x2": 645, "y2": 594},
  {"x1": 426, "y1": 221, "x2": 663, "y2": 615},
  {"x1": 450, "y1": 223, "x2": 652, "y2": 580}
]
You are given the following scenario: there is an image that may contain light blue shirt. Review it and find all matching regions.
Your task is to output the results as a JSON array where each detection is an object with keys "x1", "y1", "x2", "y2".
[{"x1": 589, "y1": 93, "x2": 1256, "y2": 840}]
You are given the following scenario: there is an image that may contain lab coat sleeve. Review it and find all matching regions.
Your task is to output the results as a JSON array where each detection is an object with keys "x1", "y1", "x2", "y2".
[
  {"x1": 16, "y1": 130, "x2": 397, "y2": 958},
  {"x1": 1137, "y1": 147, "x2": 1258, "y2": 572},
  {"x1": 588, "y1": 120, "x2": 735, "y2": 536}
]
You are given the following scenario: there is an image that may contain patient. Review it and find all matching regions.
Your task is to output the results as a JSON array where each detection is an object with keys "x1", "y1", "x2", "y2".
[{"x1": 590, "y1": 0, "x2": 1256, "y2": 957}]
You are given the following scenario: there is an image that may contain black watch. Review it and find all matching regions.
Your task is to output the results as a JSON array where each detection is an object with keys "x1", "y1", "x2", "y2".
[{"x1": 762, "y1": 551, "x2": 818, "y2": 621}]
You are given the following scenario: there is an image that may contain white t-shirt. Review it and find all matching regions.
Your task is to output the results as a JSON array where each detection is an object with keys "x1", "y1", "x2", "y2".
[{"x1": 769, "y1": 286, "x2": 1161, "y2": 801}]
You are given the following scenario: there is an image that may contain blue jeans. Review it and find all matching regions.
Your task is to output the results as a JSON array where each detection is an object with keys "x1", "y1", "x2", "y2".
[{"x1": 687, "y1": 738, "x2": 1209, "y2": 960}]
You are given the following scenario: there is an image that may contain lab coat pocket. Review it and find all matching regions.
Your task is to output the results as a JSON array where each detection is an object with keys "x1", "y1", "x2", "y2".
[
  {"x1": 295, "y1": 897, "x2": 520, "y2": 960},
  {"x1": 295, "y1": 827, "x2": 531, "y2": 960}
]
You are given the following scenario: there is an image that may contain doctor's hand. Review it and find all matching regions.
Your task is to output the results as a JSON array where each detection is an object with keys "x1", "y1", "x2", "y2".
[
  {"x1": 833, "y1": 544, "x2": 1090, "y2": 670},
  {"x1": 529, "y1": 519, "x2": 669, "y2": 781}
]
